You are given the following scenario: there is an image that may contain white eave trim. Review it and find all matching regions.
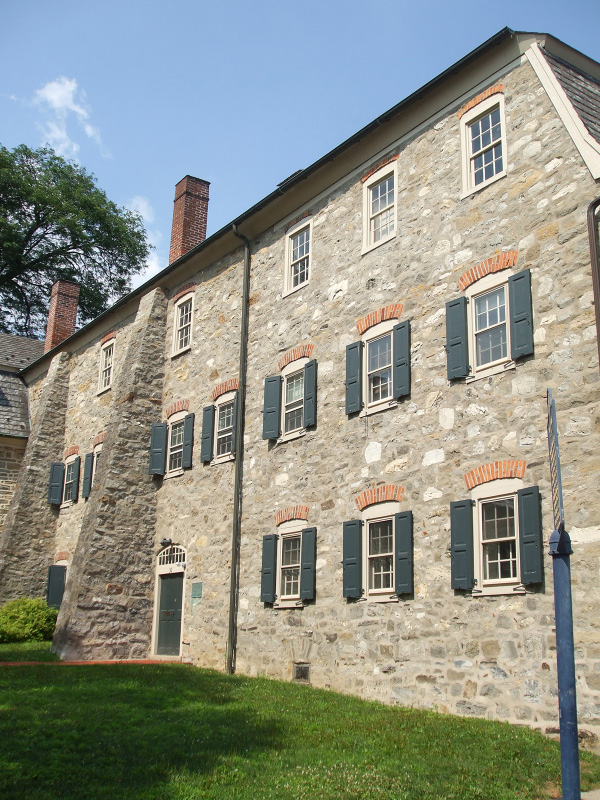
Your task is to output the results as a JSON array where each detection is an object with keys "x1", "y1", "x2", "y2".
[{"x1": 526, "y1": 42, "x2": 600, "y2": 180}]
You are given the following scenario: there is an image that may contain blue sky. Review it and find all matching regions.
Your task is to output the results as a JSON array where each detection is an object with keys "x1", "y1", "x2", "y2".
[{"x1": 2, "y1": 0, "x2": 600, "y2": 287}]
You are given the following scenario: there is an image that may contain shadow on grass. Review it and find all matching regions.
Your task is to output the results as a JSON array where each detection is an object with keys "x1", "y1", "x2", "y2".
[
  {"x1": 0, "y1": 640, "x2": 58, "y2": 662},
  {"x1": 0, "y1": 664, "x2": 282, "y2": 800}
]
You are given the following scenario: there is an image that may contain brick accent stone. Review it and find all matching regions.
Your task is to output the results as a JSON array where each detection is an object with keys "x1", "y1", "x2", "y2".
[
  {"x1": 44, "y1": 281, "x2": 80, "y2": 353},
  {"x1": 101, "y1": 331, "x2": 116, "y2": 345},
  {"x1": 356, "y1": 304, "x2": 403, "y2": 335},
  {"x1": 356, "y1": 485, "x2": 405, "y2": 510},
  {"x1": 278, "y1": 344, "x2": 315, "y2": 372},
  {"x1": 92, "y1": 432, "x2": 106, "y2": 448},
  {"x1": 172, "y1": 282, "x2": 197, "y2": 304},
  {"x1": 169, "y1": 176, "x2": 210, "y2": 263},
  {"x1": 55, "y1": 551, "x2": 70, "y2": 562},
  {"x1": 64, "y1": 445, "x2": 79, "y2": 459},
  {"x1": 464, "y1": 460, "x2": 527, "y2": 490},
  {"x1": 165, "y1": 399, "x2": 190, "y2": 418},
  {"x1": 285, "y1": 210, "x2": 312, "y2": 233},
  {"x1": 361, "y1": 154, "x2": 399, "y2": 183},
  {"x1": 457, "y1": 83, "x2": 505, "y2": 119},
  {"x1": 212, "y1": 379, "x2": 239, "y2": 401},
  {"x1": 458, "y1": 250, "x2": 518, "y2": 291},
  {"x1": 275, "y1": 505, "x2": 309, "y2": 526}
]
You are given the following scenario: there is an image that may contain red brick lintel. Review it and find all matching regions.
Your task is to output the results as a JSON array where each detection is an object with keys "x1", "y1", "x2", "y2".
[
  {"x1": 464, "y1": 460, "x2": 526, "y2": 490},
  {"x1": 172, "y1": 283, "x2": 197, "y2": 304},
  {"x1": 356, "y1": 485, "x2": 404, "y2": 511},
  {"x1": 356, "y1": 304, "x2": 403, "y2": 335},
  {"x1": 285, "y1": 209, "x2": 312, "y2": 233},
  {"x1": 275, "y1": 505, "x2": 309, "y2": 527},
  {"x1": 361, "y1": 154, "x2": 399, "y2": 183},
  {"x1": 457, "y1": 84, "x2": 505, "y2": 119},
  {"x1": 64, "y1": 446, "x2": 79, "y2": 459},
  {"x1": 101, "y1": 331, "x2": 116, "y2": 345},
  {"x1": 212, "y1": 378, "x2": 239, "y2": 401},
  {"x1": 458, "y1": 251, "x2": 518, "y2": 291},
  {"x1": 92, "y1": 431, "x2": 106, "y2": 448},
  {"x1": 278, "y1": 344, "x2": 315, "y2": 372},
  {"x1": 165, "y1": 399, "x2": 190, "y2": 418},
  {"x1": 55, "y1": 551, "x2": 70, "y2": 562}
]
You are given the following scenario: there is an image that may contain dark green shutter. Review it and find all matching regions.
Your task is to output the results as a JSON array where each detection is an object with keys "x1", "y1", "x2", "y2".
[
  {"x1": 200, "y1": 405, "x2": 215, "y2": 463},
  {"x1": 343, "y1": 519, "x2": 362, "y2": 598},
  {"x1": 509, "y1": 269, "x2": 534, "y2": 360},
  {"x1": 394, "y1": 511, "x2": 413, "y2": 595},
  {"x1": 47, "y1": 565, "x2": 66, "y2": 610},
  {"x1": 230, "y1": 392, "x2": 239, "y2": 454},
  {"x1": 182, "y1": 413, "x2": 195, "y2": 469},
  {"x1": 518, "y1": 486, "x2": 543, "y2": 585},
  {"x1": 149, "y1": 422, "x2": 168, "y2": 475},
  {"x1": 262, "y1": 375, "x2": 282, "y2": 440},
  {"x1": 47, "y1": 462, "x2": 64, "y2": 505},
  {"x1": 300, "y1": 527, "x2": 317, "y2": 600},
  {"x1": 70, "y1": 456, "x2": 80, "y2": 502},
  {"x1": 303, "y1": 360, "x2": 317, "y2": 428},
  {"x1": 345, "y1": 341, "x2": 363, "y2": 414},
  {"x1": 445, "y1": 297, "x2": 469, "y2": 379},
  {"x1": 260, "y1": 534, "x2": 278, "y2": 603},
  {"x1": 82, "y1": 453, "x2": 93, "y2": 499},
  {"x1": 450, "y1": 500, "x2": 474, "y2": 589},
  {"x1": 392, "y1": 321, "x2": 411, "y2": 400}
]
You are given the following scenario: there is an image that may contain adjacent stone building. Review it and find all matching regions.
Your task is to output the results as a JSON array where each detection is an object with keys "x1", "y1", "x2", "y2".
[{"x1": 1, "y1": 28, "x2": 600, "y2": 734}]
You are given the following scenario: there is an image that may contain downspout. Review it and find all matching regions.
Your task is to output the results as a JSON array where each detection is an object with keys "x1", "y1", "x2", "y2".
[
  {"x1": 587, "y1": 197, "x2": 600, "y2": 372},
  {"x1": 226, "y1": 224, "x2": 251, "y2": 674}
]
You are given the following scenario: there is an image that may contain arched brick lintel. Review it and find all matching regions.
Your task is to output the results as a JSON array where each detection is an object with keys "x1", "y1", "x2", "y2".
[
  {"x1": 464, "y1": 459, "x2": 526, "y2": 490},
  {"x1": 356, "y1": 485, "x2": 404, "y2": 510},
  {"x1": 278, "y1": 344, "x2": 314, "y2": 372},
  {"x1": 275, "y1": 505, "x2": 309, "y2": 527},
  {"x1": 457, "y1": 83, "x2": 504, "y2": 119},
  {"x1": 356, "y1": 303, "x2": 403, "y2": 335},
  {"x1": 212, "y1": 378, "x2": 239, "y2": 401},
  {"x1": 165, "y1": 399, "x2": 190, "y2": 418},
  {"x1": 458, "y1": 250, "x2": 518, "y2": 291}
]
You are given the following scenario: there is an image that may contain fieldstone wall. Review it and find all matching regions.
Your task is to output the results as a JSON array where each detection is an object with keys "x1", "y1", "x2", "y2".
[{"x1": 0, "y1": 437, "x2": 26, "y2": 533}]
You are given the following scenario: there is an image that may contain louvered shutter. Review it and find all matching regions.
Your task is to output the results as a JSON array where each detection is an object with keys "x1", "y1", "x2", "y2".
[
  {"x1": 47, "y1": 462, "x2": 64, "y2": 505},
  {"x1": 300, "y1": 527, "x2": 317, "y2": 601},
  {"x1": 200, "y1": 406, "x2": 215, "y2": 463},
  {"x1": 149, "y1": 422, "x2": 168, "y2": 475},
  {"x1": 392, "y1": 321, "x2": 411, "y2": 400},
  {"x1": 70, "y1": 456, "x2": 80, "y2": 503},
  {"x1": 445, "y1": 297, "x2": 469, "y2": 379},
  {"x1": 518, "y1": 486, "x2": 543, "y2": 585},
  {"x1": 509, "y1": 270, "x2": 534, "y2": 360},
  {"x1": 262, "y1": 375, "x2": 282, "y2": 440},
  {"x1": 47, "y1": 565, "x2": 66, "y2": 609},
  {"x1": 343, "y1": 519, "x2": 362, "y2": 598},
  {"x1": 345, "y1": 342, "x2": 362, "y2": 414},
  {"x1": 230, "y1": 392, "x2": 239, "y2": 453},
  {"x1": 260, "y1": 534, "x2": 278, "y2": 603},
  {"x1": 182, "y1": 413, "x2": 195, "y2": 469},
  {"x1": 82, "y1": 453, "x2": 94, "y2": 499},
  {"x1": 450, "y1": 499, "x2": 474, "y2": 589},
  {"x1": 303, "y1": 360, "x2": 317, "y2": 428},
  {"x1": 394, "y1": 511, "x2": 413, "y2": 595}
]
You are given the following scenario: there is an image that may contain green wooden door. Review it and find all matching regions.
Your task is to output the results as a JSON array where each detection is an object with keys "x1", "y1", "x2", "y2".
[{"x1": 157, "y1": 573, "x2": 183, "y2": 655}]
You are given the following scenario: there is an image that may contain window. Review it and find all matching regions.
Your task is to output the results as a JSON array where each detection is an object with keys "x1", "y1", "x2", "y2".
[
  {"x1": 343, "y1": 504, "x2": 413, "y2": 601},
  {"x1": 460, "y1": 94, "x2": 506, "y2": 196},
  {"x1": 260, "y1": 523, "x2": 316, "y2": 607},
  {"x1": 172, "y1": 294, "x2": 193, "y2": 355},
  {"x1": 345, "y1": 319, "x2": 410, "y2": 415},
  {"x1": 450, "y1": 480, "x2": 543, "y2": 596},
  {"x1": 445, "y1": 269, "x2": 533, "y2": 381},
  {"x1": 200, "y1": 391, "x2": 238, "y2": 464},
  {"x1": 263, "y1": 358, "x2": 317, "y2": 441},
  {"x1": 167, "y1": 415, "x2": 186, "y2": 473},
  {"x1": 284, "y1": 220, "x2": 312, "y2": 295},
  {"x1": 362, "y1": 161, "x2": 398, "y2": 253},
  {"x1": 82, "y1": 442, "x2": 103, "y2": 499},
  {"x1": 216, "y1": 399, "x2": 234, "y2": 456},
  {"x1": 149, "y1": 412, "x2": 195, "y2": 476},
  {"x1": 98, "y1": 340, "x2": 114, "y2": 393},
  {"x1": 91, "y1": 443, "x2": 102, "y2": 487}
]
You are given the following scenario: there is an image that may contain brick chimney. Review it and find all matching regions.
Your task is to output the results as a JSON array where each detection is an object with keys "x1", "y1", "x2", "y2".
[
  {"x1": 44, "y1": 280, "x2": 80, "y2": 353},
  {"x1": 169, "y1": 175, "x2": 210, "y2": 263}
]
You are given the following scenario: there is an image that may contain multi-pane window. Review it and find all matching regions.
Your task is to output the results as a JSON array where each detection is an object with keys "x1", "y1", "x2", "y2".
[
  {"x1": 63, "y1": 460, "x2": 76, "y2": 503},
  {"x1": 280, "y1": 534, "x2": 301, "y2": 599},
  {"x1": 469, "y1": 106, "x2": 503, "y2": 187},
  {"x1": 168, "y1": 419, "x2": 185, "y2": 472},
  {"x1": 216, "y1": 401, "x2": 234, "y2": 456},
  {"x1": 290, "y1": 227, "x2": 310, "y2": 289},
  {"x1": 91, "y1": 445, "x2": 102, "y2": 488},
  {"x1": 474, "y1": 285, "x2": 508, "y2": 367},
  {"x1": 368, "y1": 518, "x2": 394, "y2": 593},
  {"x1": 174, "y1": 297, "x2": 193, "y2": 353},
  {"x1": 99, "y1": 341, "x2": 114, "y2": 391},
  {"x1": 369, "y1": 174, "x2": 395, "y2": 244},
  {"x1": 284, "y1": 370, "x2": 304, "y2": 433},
  {"x1": 481, "y1": 497, "x2": 518, "y2": 583},
  {"x1": 367, "y1": 333, "x2": 392, "y2": 406}
]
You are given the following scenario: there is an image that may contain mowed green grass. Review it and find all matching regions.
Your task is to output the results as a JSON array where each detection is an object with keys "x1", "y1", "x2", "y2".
[{"x1": 1, "y1": 644, "x2": 599, "y2": 800}]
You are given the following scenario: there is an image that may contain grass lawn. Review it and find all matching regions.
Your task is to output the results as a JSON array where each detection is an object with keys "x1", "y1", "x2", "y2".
[{"x1": 1, "y1": 645, "x2": 599, "y2": 800}]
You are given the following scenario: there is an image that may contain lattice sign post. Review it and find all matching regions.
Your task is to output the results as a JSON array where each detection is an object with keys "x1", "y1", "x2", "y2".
[{"x1": 547, "y1": 388, "x2": 581, "y2": 800}]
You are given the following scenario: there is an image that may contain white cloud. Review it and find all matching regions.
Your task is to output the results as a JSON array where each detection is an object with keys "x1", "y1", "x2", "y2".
[
  {"x1": 127, "y1": 196, "x2": 165, "y2": 289},
  {"x1": 34, "y1": 76, "x2": 108, "y2": 159}
]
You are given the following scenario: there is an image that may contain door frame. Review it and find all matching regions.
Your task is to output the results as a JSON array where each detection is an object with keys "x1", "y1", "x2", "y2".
[{"x1": 151, "y1": 544, "x2": 187, "y2": 658}]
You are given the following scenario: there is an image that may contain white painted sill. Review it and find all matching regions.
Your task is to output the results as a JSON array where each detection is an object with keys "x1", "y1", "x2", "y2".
[
  {"x1": 275, "y1": 429, "x2": 307, "y2": 445},
  {"x1": 354, "y1": 594, "x2": 400, "y2": 604},
  {"x1": 170, "y1": 345, "x2": 191, "y2": 359},
  {"x1": 472, "y1": 583, "x2": 526, "y2": 597},
  {"x1": 163, "y1": 468, "x2": 184, "y2": 480},
  {"x1": 359, "y1": 399, "x2": 398, "y2": 418},
  {"x1": 465, "y1": 359, "x2": 516, "y2": 384},
  {"x1": 96, "y1": 384, "x2": 112, "y2": 397},
  {"x1": 460, "y1": 170, "x2": 506, "y2": 200},
  {"x1": 282, "y1": 280, "x2": 309, "y2": 299},
  {"x1": 212, "y1": 453, "x2": 235, "y2": 465},
  {"x1": 361, "y1": 231, "x2": 396, "y2": 256},
  {"x1": 274, "y1": 599, "x2": 305, "y2": 609}
]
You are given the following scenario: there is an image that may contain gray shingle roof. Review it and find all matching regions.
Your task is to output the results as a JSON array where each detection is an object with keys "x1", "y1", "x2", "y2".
[
  {"x1": 0, "y1": 371, "x2": 31, "y2": 438},
  {"x1": 0, "y1": 333, "x2": 45, "y2": 371},
  {"x1": 541, "y1": 47, "x2": 600, "y2": 145}
]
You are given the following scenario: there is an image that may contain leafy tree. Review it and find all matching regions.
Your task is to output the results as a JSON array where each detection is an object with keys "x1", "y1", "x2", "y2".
[{"x1": 0, "y1": 144, "x2": 150, "y2": 338}]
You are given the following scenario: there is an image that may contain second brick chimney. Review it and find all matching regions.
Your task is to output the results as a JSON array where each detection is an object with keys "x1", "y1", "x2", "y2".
[
  {"x1": 44, "y1": 280, "x2": 80, "y2": 353},
  {"x1": 169, "y1": 175, "x2": 210, "y2": 263}
]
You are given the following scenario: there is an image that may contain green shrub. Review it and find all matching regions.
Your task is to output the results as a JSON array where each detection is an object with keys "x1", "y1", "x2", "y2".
[{"x1": 0, "y1": 598, "x2": 58, "y2": 643}]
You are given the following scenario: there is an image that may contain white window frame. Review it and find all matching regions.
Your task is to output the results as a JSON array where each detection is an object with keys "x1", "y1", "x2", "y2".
[
  {"x1": 362, "y1": 161, "x2": 398, "y2": 254},
  {"x1": 91, "y1": 442, "x2": 103, "y2": 488},
  {"x1": 213, "y1": 390, "x2": 236, "y2": 464},
  {"x1": 465, "y1": 270, "x2": 515, "y2": 382},
  {"x1": 471, "y1": 478, "x2": 526, "y2": 596},
  {"x1": 360, "y1": 319, "x2": 398, "y2": 416},
  {"x1": 61, "y1": 454, "x2": 78, "y2": 508},
  {"x1": 166, "y1": 411, "x2": 186, "y2": 477},
  {"x1": 460, "y1": 93, "x2": 507, "y2": 198},
  {"x1": 274, "y1": 521, "x2": 304, "y2": 609},
  {"x1": 280, "y1": 358, "x2": 308, "y2": 442},
  {"x1": 171, "y1": 293, "x2": 194, "y2": 356},
  {"x1": 98, "y1": 339, "x2": 114, "y2": 394},
  {"x1": 283, "y1": 218, "x2": 312, "y2": 297},
  {"x1": 360, "y1": 501, "x2": 400, "y2": 603}
]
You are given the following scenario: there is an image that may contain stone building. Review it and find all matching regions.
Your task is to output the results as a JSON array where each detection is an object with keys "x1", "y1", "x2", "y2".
[{"x1": 1, "y1": 27, "x2": 600, "y2": 733}]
